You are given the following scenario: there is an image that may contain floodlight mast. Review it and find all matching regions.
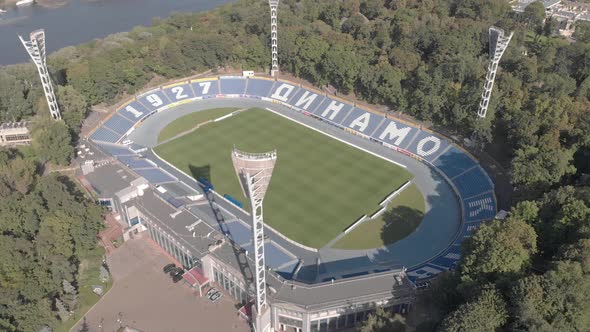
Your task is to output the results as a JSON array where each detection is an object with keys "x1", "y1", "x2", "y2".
[
  {"x1": 19, "y1": 30, "x2": 62, "y2": 120},
  {"x1": 477, "y1": 27, "x2": 513, "y2": 119},
  {"x1": 231, "y1": 148, "x2": 277, "y2": 332},
  {"x1": 269, "y1": 0, "x2": 279, "y2": 76}
]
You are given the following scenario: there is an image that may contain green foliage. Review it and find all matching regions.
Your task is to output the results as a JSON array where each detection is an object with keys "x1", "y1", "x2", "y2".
[
  {"x1": 32, "y1": 121, "x2": 75, "y2": 166},
  {"x1": 0, "y1": 157, "x2": 104, "y2": 331},
  {"x1": 438, "y1": 287, "x2": 508, "y2": 332},
  {"x1": 460, "y1": 217, "x2": 537, "y2": 281},
  {"x1": 360, "y1": 308, "x2": 406, "y2": 332}
]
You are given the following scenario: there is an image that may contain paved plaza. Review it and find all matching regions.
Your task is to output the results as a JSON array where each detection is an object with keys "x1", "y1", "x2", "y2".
[{"x1": 71, "y1": 235, "x2": 250, "y2": 332}]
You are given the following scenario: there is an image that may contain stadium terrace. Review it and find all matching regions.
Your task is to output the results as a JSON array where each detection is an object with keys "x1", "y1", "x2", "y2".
[{"x1": 84, "y1": 75, "x2": 497, "y2": 332}]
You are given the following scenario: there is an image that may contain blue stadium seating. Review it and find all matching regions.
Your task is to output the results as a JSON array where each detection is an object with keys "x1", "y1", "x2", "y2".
[
  {"x1": 220, "y1": 77, "x2": 247, "y2": 95},
  {"x1": 117, "y1": 101, "x2": 150, "y2": 122},
  {"x1": 162, "y1": 83, "x2": 195, "y2": 103},
  {"x1": 190, "y1": 80, "x2": 219, "y2": 97},
  {"x1": 430, "y1": 245, "x2": 461, "y2": 269},
  {"x1": 318, "y1": 256, "x2": 373, "y2": 276},
  {"x1": 134, "y1": 168, "x2": 176, "y2": 184},
  {"x1": 242, "y1": 242, "x2": 294, "y2": 269},
  {"x1": 103, "y1": 114, "x2": 135, "y2": 135},
  {"x1": 245, "y1": 79, "x2": 275, "y2": 97},
  {"x1": 117, "y1": 156, "x2": 154, "y2": 169},
  {"x1": 463, "y1": 192, "x2": 496, "y2": 222},
  {"x1": 452, "y1": 167, "x2": 493, "y2": 198},
  {"x1": 90, "y1": 127, "x2": 122, "y2": 143},
  {"x1": 434, "y1": 146, "x2": 478, "y2": 179}
]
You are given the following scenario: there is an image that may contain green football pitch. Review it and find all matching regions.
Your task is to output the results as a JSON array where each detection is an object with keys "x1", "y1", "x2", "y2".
[{"x1": 155, "y1": 108, "x2": 413, "y2": 249}]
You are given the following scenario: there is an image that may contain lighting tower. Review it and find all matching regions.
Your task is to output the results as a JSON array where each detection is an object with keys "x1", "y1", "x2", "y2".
[
  {"x1": 19, "y1": 29, "x2": 62, "y2": 120},
  {"x1": 269, "y1": 0, "x2": 279, "y2": 76},
  {"x1": 477, "y1": 26, "x2": 513, "y2": 118},
  {"x1": 232, "y1": 148, "x2": 277, "y2": 332}
]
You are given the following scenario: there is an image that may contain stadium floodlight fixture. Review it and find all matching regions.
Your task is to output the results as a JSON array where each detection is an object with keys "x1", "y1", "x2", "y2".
[
  {"x1": 18, "y1": 29, "x2": 62, "y2": 120},
  {"x1": 231, "y1": 148, "x2": 277, "y2": 332},
  {"x1": 268, "y1": 0, "x2": 279, "y2": 76},
  {"x1": 477, "y1": 26, "x2": 513, "y2": 119}
]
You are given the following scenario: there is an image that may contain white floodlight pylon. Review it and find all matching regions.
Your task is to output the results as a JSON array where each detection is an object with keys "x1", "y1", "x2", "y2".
[
  {"x1": 19, "y1": 29, "x2": 62, "y2": 120},
  {"x1": 477, "y1": 26, "x2": 513, "y2": 118},
  {"x1": 269, "y1": 0, "x2": 280, "y2": 76},
  {"x1": 232, "y1": 148, "x2": 277, "y2": 332}
]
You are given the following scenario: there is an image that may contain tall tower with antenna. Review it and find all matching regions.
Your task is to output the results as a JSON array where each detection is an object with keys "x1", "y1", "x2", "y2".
[
  {"x1": 269, "y1": 0, "x2": 279, "y2": 76},
  {"x1": 232, "y1": 148, "x2": 277, "y2": 332},
  {"x1": 19, "y1": 29, "x2": 62, "y2": 120},
  {"x1": 477, "y1": 26, "x2": 513, "y2": 119}
]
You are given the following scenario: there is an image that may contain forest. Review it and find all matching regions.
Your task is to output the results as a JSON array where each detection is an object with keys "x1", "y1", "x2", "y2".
[{"x1": 0, "y1": 0, "x2": 589, "y2": 330}]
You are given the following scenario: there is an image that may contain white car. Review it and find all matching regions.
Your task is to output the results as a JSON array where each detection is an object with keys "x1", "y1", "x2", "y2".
[
  {"x1": 209, "y1": 292, "x2": 223, "y2": 302},
  {"x1": 206, "y1": 288, "x2": 217, "y2": 298}
]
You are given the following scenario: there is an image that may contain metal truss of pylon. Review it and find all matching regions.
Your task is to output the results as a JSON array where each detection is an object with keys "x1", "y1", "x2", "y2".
[
  {"x1": 19, "y1": 29, "x2": 62, "y2": 120},
  {"x1": 477, "y1": 26, "x2": 513, "y2": 119},
  {"x1": 231, "y1": 148, "x2": 277, "y2": 332},
  {"x1": 269, "y1": 0, "x2": 279, "y2": 76}
]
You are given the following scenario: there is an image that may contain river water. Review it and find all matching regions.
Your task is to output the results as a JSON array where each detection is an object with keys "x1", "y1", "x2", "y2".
[{"x1": 0, "y1": 0, "x2": 233, "y2": 66}]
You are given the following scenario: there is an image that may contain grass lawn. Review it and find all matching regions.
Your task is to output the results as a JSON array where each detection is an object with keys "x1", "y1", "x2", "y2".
[
  {"x1": 333, "y1": 183, "x2": 425, "y2": 250},
  {"x1": 54, "y1": 246, "x2": 112, "y2": 332},
  {"x1": 155, "y1": 108, "x2": 413, "y2": 248},
  {"x1": 157, "y1": 108, "x2": 239, "y2": 142}
]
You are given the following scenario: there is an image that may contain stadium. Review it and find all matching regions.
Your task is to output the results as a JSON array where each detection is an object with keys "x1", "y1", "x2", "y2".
[{"x1": 80, "y1": 75, "x2": 497, "y2": 332}]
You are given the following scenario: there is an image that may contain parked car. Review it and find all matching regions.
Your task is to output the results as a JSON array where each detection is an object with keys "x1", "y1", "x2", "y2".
[
  {"x1": 163, "y1": 263, "x2": 176, "y2": 273},
  {"x1": 209, "y1": 291, "x2": 223, "y2": 302},
  {"x1": 172, "y1": 273, "x2": 184, "y2": 283},
  {"x1": 169, "y1": 267, "x2": 184, "y2": 277},
  {"x1": 206, "y1": 288, "x2": 218, "y2": 298}
]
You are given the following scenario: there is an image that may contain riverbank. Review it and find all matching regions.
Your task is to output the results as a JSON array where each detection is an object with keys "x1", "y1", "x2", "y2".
[{"x1": 1, "y1": 0, "x2": 68, "y2": 9}]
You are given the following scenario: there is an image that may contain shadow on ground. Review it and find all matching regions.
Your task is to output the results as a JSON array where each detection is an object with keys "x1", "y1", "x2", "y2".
[
  {"x1": 380, "y1": 206, "x2": 424, "y2": 246},
  {"x1": 189, "y1": 164, "x2": 211, "y2": 183}
]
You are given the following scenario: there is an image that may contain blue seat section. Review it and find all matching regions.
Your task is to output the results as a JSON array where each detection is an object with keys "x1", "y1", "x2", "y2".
[
  {"x1": 464, "y1": 192, "x2": 496, "y2": 222},
  {"x1": 95, "y1": 143, "x2": 133, "y2": 156},
  {"x1": 406, "y1": 130, "x2": 449, "y2": 163},
  {"x1": 430, "y1": 245, "x2": 462, "y2": 270},
  {"x1": 190, "y1": 79, "x2": 219, "y2": 97},
  {"x1": 90, "y1": 127, "x2": 121, "y2": 143},
  {"x1": 288, "y1": 87, "x2": 325, "y2": 113},
  {"x1": 460, "y1": 220, "x2": 484, "y2": 238},
  {"x1": 162, "y1": 83, "x2": 195, "y2": 103},
  {"x1": 312, "y1": 97, "x2": 353, "y2": 125},
  {"x1": 220, "y1": 77, "x2": 247, "y2": 95},
  {"x1": 371, "y1": 118, "x2": 418, "y2": 150},
  {"x1": 434, "y1": 146, "x2": 478, "y2": 179},
  {"x1": 245, "y1": 78, "x2": 275, "y2": 97},
  {"x1": 103, "y1": 114, "x2": 135, "y2": 135},
  {"x1": 452, "y1": 166, "x2": 493, "y2": 199},
  {"x1": 341, "y1": 108, "x2": 385, "y2": 137},
  {"x1": 275, "y1": 260, "x2": 299, "y2": 280},
  {"x1": 264, "y1": 243, "x2": 294, "y2": 269},
  {"x1": 137, "y1": 90, "x2": 170, "y2": 111},
  {"x1": 222, "y1": 221, "x2": 251, "y2": 246},
  {"x1": 134, "y1": 168, "x2": 176, "y2": 184},
  {"x1": 294, "y1": 264, "x2": 317, "y2": 283},
  {"x1": 117, "y1": 156, "x2": 153, "y2": 169},
  {"x1": 117, "y1": 101, "x2": 150, "y2": 122}
]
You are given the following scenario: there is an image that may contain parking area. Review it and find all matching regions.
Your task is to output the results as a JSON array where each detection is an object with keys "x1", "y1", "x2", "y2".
[{"x1": 72, "y1": 234, "x2": 250, "y2": 332}]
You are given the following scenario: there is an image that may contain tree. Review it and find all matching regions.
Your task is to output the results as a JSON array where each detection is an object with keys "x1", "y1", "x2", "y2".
[
  {"x1": 523, "y1": 1, "x2": 546, "y2": 34},
  {"x1": 62, "y1": 279, "x2": 79, "y2": 310},
  {"x1": 32, "y1": 120, "x2": 75, "y2": 166},
  {"x1": 460, "y1": 217, "x2": 537, "y2": 281},
  {"x1": 55, "y1": 298, "x2": 69, "y2": 322},
  {"x1": 360, "y1": 308, "x2": 406, "y2": 332},
  {"x1": 56, "y1": 85, "x2": 88, "y2": 136},
  {"x1": 438, "y1": 287, "x2": 508, "y2": 332}
]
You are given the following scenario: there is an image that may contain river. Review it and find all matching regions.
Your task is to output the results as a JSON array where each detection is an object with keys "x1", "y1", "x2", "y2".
[{"x1": 0, "y1": 0, "x2": 233, "y2": 66}]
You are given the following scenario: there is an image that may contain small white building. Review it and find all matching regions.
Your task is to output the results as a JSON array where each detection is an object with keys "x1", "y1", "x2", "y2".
[{"x1": 0, "y1": 121, "x2": 31, "y2": 146}]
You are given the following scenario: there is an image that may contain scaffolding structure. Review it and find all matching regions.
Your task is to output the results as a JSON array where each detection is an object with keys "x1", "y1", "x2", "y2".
[
  {"x1": 477, "y1": 27, "x2": 513, "y2": 118},
  {"x1": 231, "y1": 148, "x2": 277, "y2": 332},
  {"x1": 19, "y1": 30, "x2": 62, "y2": 120},
  {"x1": 269, "y1": 0, "x2": 279, "y2": 76}
]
